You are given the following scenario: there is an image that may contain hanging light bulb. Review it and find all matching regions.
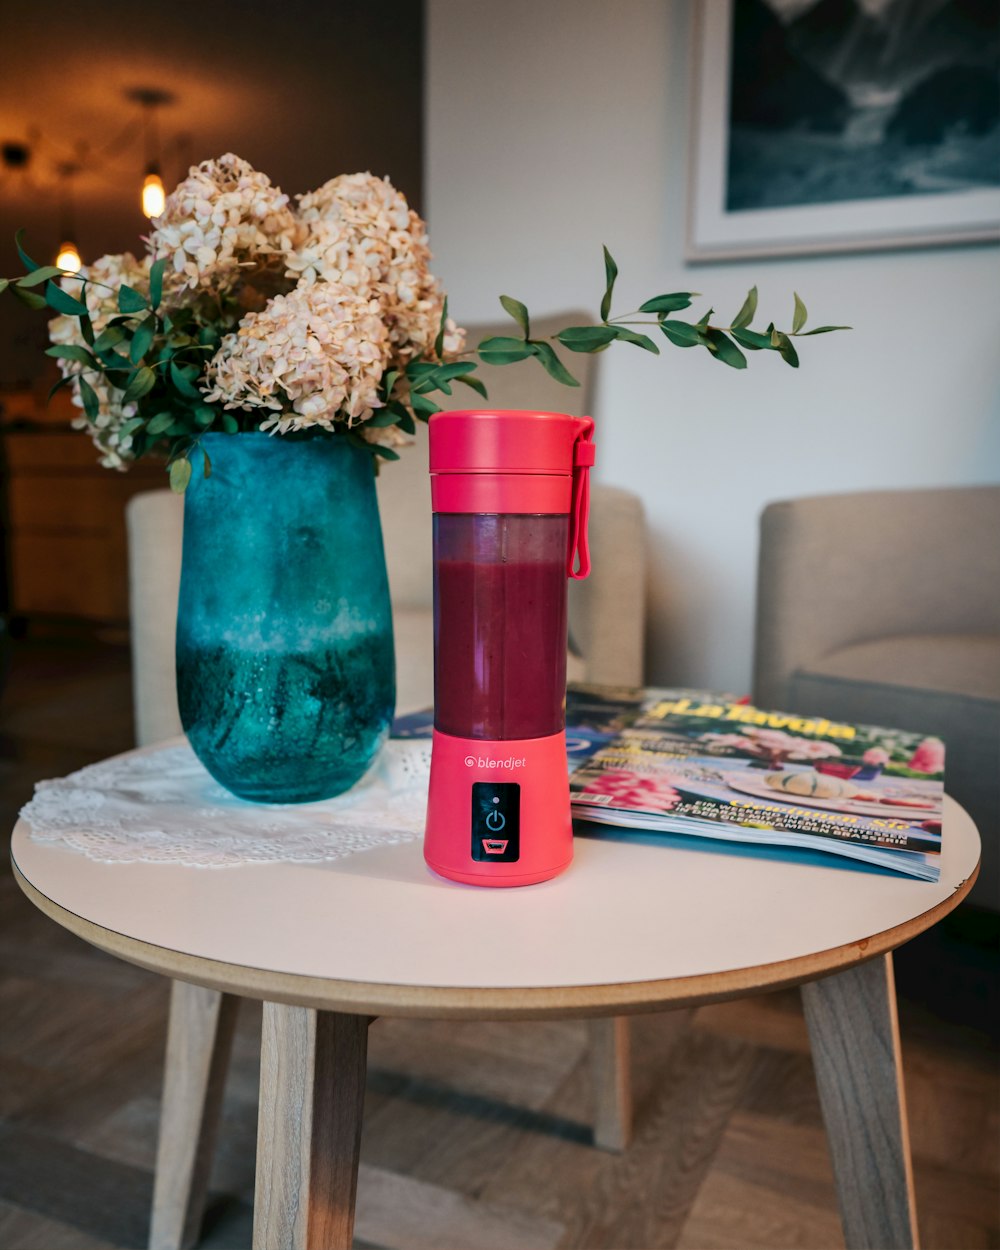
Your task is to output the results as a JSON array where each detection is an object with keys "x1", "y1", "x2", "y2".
[
  {"x1": 55, "y1": 240, "x2": 82, "y2": 272},
  {"x1": 142, "y1": 166, "x2": 166, "y2": 218}
]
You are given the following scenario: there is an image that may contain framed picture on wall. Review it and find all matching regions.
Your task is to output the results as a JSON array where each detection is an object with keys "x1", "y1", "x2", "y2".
[{"x1": 687, "y1": 0, "x2": 1000, "y2": 260}]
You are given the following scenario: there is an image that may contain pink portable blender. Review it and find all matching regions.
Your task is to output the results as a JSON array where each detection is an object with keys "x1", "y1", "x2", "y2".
[{"x1": 424, "y1": 409, "x2": 595, "y2": 886}]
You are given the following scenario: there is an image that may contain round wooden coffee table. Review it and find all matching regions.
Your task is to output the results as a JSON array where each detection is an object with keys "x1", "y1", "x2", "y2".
[{"x1": 11, "y1": 767, "x2": 980, "y2": 1250}]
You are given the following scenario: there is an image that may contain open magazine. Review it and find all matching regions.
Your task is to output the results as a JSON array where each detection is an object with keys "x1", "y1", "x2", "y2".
[{"x1": 393, "y1": 685, "x2": 945, "y2": 881}]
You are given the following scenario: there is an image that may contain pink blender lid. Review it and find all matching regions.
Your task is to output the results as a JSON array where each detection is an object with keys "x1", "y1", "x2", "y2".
[
  {"x1": 428, "y1": 410, "x2": 596, "y2": 579},
  {"x1": 429, "y1": 409, "x2": 594, "y2": 476}
]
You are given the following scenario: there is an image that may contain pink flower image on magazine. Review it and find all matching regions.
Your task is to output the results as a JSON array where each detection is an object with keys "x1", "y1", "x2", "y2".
[{"x1": 582, "y1": 770, "x2": 681, "y2": 813}]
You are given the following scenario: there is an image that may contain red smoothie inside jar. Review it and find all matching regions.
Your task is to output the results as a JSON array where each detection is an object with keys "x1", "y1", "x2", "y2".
[{"x1": 433, "y1": 513, "x2": 569, "y2": 741}]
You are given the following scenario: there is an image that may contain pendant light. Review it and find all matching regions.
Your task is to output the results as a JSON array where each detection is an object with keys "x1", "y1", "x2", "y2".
[
  {"x1": 142, "y1": 168, "x2": 166, "y2": 218},
  {"x1": 55, "y1": 162, "x2": 82, "y2": 272},
  {"x1": 55, "y1": 240, "x2": 82, "y2": 272},
  {"x1": 133, "y1": 88, "x2": 172, "y2": 219}
]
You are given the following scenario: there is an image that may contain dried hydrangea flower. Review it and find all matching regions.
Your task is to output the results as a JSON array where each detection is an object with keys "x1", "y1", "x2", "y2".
[
  {"x1": 293, "y1": 172, "x2": 465, "y2": 367},
  {"x1": 149, "y1": 153, "x2": 300, "y2": 296},
  {"x1": 202, "y1": 281, "x2": 390, "y2": 432},
  {"x1": 48, "y1": 252, "x2": 151, "y2": 468}
]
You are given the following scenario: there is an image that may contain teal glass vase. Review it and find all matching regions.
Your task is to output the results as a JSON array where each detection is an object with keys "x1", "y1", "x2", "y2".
[{"x1": 176, "y1": 432, "x2": 396, "y2": 803}]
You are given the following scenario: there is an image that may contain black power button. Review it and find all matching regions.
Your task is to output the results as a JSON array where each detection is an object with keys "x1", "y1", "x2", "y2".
[{"x1": 471, "y1": 782, "x2": 520, "y2": 862}]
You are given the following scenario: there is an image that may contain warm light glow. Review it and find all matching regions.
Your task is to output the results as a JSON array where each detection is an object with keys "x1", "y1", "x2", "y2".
[
  {"x1": 55, "y1": 241, "x2": 82, "y2": 272},
  {"x1": 142, "y1": 171, "x2": 166, "y2": 218}
]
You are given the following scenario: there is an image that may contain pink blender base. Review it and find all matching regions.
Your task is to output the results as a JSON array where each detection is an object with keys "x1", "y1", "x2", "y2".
[{"x1": 424, "y1": 728, "x2": 573, "y2": 887}]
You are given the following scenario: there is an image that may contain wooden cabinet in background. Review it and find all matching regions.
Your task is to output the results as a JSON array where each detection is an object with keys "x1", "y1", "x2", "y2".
[{"x1": 2, "y1": 391, "x2": 165, "y2": 624}]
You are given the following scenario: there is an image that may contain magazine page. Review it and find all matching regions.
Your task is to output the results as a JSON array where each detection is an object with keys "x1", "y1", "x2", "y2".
[{"x1": 570, "y1": 692, "x2": 944, "y2": 881}]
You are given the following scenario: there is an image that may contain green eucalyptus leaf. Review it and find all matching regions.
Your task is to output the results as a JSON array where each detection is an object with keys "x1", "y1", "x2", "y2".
[
  {"x1": 410, "y1": 391, "x2": 442, "y2": 417},
  {"x1": 414, "y1": 374, "x2": 453, "y2": 396},
  {"x1": 202, "y1": 446, "x2": 212, "y2": 479},
  {"x1": 44, "y1": 344, "x2": 98, "y2": 368},
  {"x1": 123, "y1": 366, "x2": 156, "y2": 402},
  {"x1": 600, "y1": 245, "x2": 618, "y2": 322},
  {"x1": 119, "y1": 416, "x2": 145, "y2": 438},
  {"x1": 659, "y1": 319, "x2": 704, "y2": 348},
  {"x1": 499, "y1": 294, "x2": 530, "y2": 339},
  {"x1": 477, "y1": 335, "x2": 535, "y2": 365},
  {"x1": 221, "y1": 413, "x2": 240, "y2": 434},
  {"x1": 170, "y1": 360, "x2": 202, "y2": 399},
  {"x1": 529, "y1": 340, "x2": 580, "y2": 387},
  {"x1": 556, "y1": 325, "x2": 617, "y2": 352},
  {"x1": 438, "y1": 361, "x2": 477, "y2": 378},
  {"x1": 46, "y1": 374, "x2": 74, "y2": 402},
  {"x1": 434, "y1": 295, "x2": 448, "y2": 359},
  {"x1": 119, "y1": 284, "x2": 149, "y2": 314},
  {"x1": 638, "y1": 292, "x2": 696, "y2": 314},
  {"x1": 799, "y1": 325, "x2": 851, "y2": 335},
  {"x1": 15, "y1": 228, "x2": 40, "y2": 272},
  {"x1": 0, "y1": 279, "x2": 7, "y2": 295},
  {"x1": 369, "y1": 442, "x2": 401, "y2": 461},
  {"x1": 93, "y1": 324, "x2": 127, "y2": 352},
  {"x1": 17, "y1": 265, "x2": 63, "y2": 288},
  {"x1": 80, "y1": 315, "x2": 94, "y2": 347},
  {"x1": 456, "y1": 373, "x2": 488, "y2": 399},
  {"x1": 98, "y1": 350, "x2": 132, "y2": 373},
  {"x1": 194, "y1": 405, "x2": 216, "y2": 427},
  {"x1": 731, "y1": 327, "x2": 773, "y2": 351},
  {"x1": 45, "y1": 282, "x2": 88, "y2": 316},
  {"x1": 611, "y1": 326, "x2": 659, "y2": 354},
  {"x1": 792, "y1": 292, "x2": 808, "y2": 334},
  {"x1": 146, "y1": 411, "x2": 174, "y2": 435},
  {"x1": 732, "y1": 286, "x2": 758, "y2": 330},
  {"x1": 78, "y1": 377, "x2": 100, "y2": 421},
  {"x1": 705, "y1": 329, "x2": 747, "y2": 369},
  {"x1": 770, "y1": 327, "x2": 782, "y2": 348},
  {"x1": 420, "y1": 361, "x2": 478, "y2": 389},
  {"x1": 397, "y1": 410, "x2": 416, "y2": 435},
  {"x1": 12, "y1": 285, "x2": 46, "y2": 310},
  {"x1": 365, "y1": 409, "x2": 404, "y2": 427},
  {"x1": 697, "y1": 307, "x2": 713, "y2": 327},
  {"x1": 380, "y1": 368, "x2": 400, "y2": 400},
  {"x1": 129, "y1": 313, "x2": 158, "y2": 364},
  {"x1": 149, "y1": 257, "x2": 166, "y2": 310},
  {"x1": 169, "y1": 458, "x2": 192, "y2": 493},
  {"x1": 775, "y1": 331, "x2": 800, "y2": 368}
]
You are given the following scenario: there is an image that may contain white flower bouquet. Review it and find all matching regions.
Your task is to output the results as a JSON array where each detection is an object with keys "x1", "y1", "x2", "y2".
[{"x1": 2, "y1": 152, "x2": 848, "y2": 490}]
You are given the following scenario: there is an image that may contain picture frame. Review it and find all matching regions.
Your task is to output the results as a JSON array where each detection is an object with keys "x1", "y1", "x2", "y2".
[{"x1": 687, "y1": 0, "x2": 1000, "y2": 261}]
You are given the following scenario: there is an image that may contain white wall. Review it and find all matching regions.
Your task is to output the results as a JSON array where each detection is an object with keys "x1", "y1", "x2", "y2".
[{"x1": 426, "y1": 0, "x2": 1000, "y2": 693}]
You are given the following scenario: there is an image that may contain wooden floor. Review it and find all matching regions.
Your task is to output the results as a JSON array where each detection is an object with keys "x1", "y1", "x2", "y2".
[{"x1": 1, "y1": 633, "x2": 997, "y2": 1250}]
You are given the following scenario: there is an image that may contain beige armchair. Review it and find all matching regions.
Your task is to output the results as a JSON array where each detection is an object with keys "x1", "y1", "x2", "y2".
[
  {"x1": 753, "y1": 485, "x2": 1000, "y2": 911},
  {"x1": 129, "y1": 318, "x2": 647, "y2": 1249}
]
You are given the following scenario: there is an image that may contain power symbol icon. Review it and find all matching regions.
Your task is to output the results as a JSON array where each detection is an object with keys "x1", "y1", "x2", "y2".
[{"x1": 485, "y1": 809, "x2": 506, "y2": 832}]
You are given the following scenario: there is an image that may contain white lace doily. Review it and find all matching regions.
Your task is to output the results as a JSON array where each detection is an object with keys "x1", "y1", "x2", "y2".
[{"x1": 20, "y1": 738, "x2": 431, "y2": 868}]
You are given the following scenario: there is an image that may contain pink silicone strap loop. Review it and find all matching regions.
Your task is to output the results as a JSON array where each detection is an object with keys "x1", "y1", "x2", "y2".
[{"x1": 568, "y1": 424, "x2": 595, "y2": 579}]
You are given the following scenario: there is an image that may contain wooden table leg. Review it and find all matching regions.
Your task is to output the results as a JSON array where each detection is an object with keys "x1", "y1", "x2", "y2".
[
  {"x1": 253, "y1": 1004, "x2": 368, "y2": 1250},
  {"x1": 588, "y1": 1016, "x2": 633, "y2": 1152},
  {"x1": 149, "y1": 980, "x2": 240, "y2": 1250},
  {"x1": 801, "y1": 953, "x2": 919, "y2": 1250}
]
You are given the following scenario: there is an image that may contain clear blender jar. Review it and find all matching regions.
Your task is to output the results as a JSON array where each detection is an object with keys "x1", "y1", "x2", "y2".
[{"x1": 424, "y1": 410, "x2": 595, "y2": 886}]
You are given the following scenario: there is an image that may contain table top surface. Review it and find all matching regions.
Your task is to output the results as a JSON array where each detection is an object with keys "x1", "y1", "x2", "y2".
[{"x1": 11, "y1": 750, "x2": 980, "y2": 1019}]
